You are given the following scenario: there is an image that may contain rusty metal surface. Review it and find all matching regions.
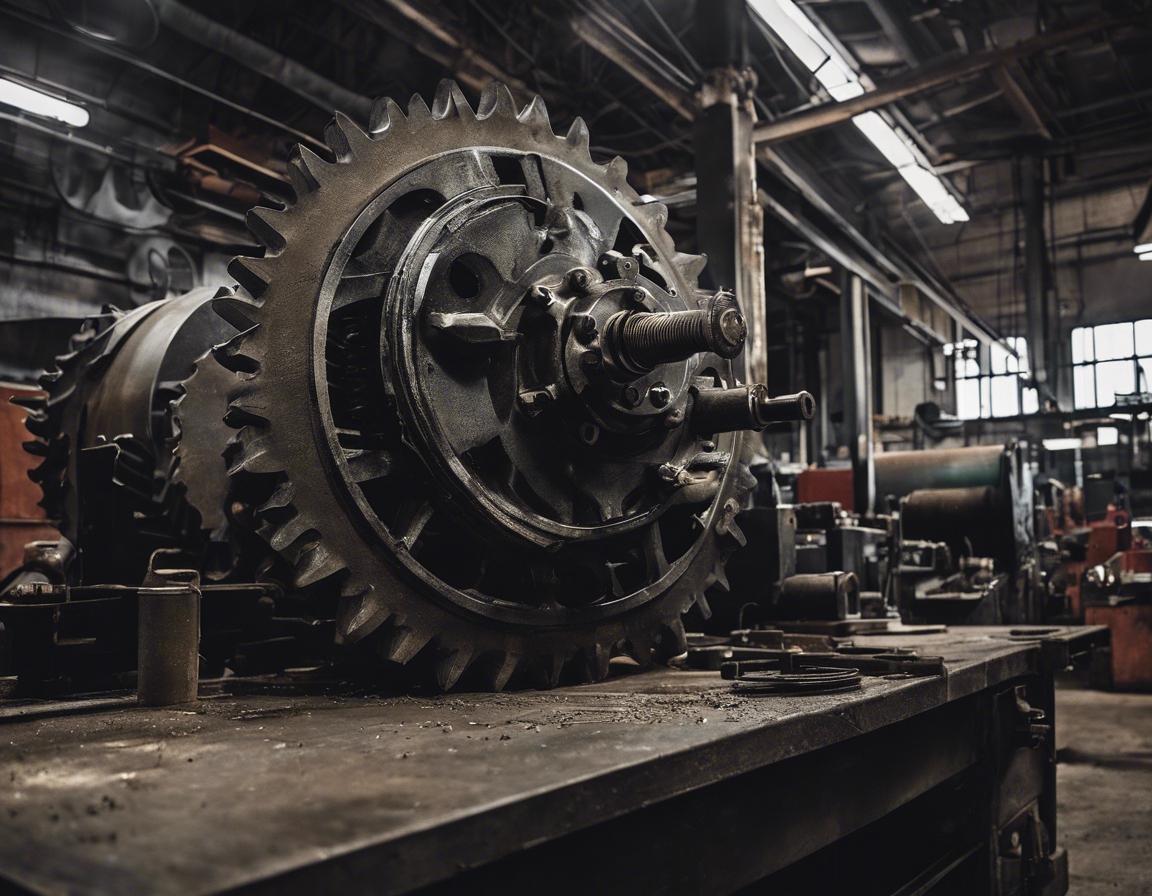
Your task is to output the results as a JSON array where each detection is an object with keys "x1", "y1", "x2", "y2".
[
  {"x1": 0, "y1": 383, "x2": 58, "y2": 578},
  {"x1": 0, "y1": 626, "x2": 1103, "y2": 896}
]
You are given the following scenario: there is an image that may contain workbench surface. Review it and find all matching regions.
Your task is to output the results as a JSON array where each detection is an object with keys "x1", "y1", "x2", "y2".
[{"x1": 0, "y1": 626, "x2": 1101, "y2": 896}]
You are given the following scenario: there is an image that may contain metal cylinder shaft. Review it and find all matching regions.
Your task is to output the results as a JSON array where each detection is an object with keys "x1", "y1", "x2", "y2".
[{"x1": 692, "y1": 385, "x2": 815, "y2": 434}]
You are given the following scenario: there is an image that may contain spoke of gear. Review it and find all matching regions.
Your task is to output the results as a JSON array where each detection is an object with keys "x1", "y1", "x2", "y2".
[{"x1": 211, "y1": 79, "x2": 756, "y2": 691}]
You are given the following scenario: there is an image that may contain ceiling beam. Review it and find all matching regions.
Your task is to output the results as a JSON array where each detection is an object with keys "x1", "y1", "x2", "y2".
[
  {"x1": 152, "y1": 0, "x2": 374, "y2": 120},
  {"x1": 338, "y1": 0, "x2": 529, "y2": 99},
  {"x1": 752, "y1": 17, "x2": 1110, "y2": 146}
]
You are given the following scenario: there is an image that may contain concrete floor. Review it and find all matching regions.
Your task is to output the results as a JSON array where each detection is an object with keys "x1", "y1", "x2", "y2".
[{"x1": 1056, "y1": 679, "x2": 1152, "y2": 895}]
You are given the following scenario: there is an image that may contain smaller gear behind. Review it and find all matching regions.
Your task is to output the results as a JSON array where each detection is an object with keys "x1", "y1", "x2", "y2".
[{"x1": 17, "y1": 288, "x2": 239, "y2": 585}]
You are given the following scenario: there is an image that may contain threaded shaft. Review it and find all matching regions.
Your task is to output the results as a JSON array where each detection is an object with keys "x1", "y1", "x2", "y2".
[
  {"x1": 603, "y1": 292, "x2": 747, "y2": 377},
  {"x1": 619, "y1": 311, "x2": 711, "y2": 370}
]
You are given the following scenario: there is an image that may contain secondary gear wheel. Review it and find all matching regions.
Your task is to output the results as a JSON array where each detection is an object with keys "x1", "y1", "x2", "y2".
[
  {"x1": 215, "y1": 80, "x2": 762, "y2": 690},
  {"x1": 17, "y1": 288, "x2": 240, "y2": 584}
]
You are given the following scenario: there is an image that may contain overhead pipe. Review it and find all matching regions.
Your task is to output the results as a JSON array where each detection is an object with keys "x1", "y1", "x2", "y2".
[{"x1": 152, "y1": 0, "x2": 374, "y2": 120}]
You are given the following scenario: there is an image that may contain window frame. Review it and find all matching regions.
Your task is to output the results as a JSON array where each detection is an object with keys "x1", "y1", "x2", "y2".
[
  {"x1": 1070, "y1": 319, "x2": 1152, "y2": 411},
  {"x1": 945, "y1": 336, "x2": 1037, "y2": 420}
]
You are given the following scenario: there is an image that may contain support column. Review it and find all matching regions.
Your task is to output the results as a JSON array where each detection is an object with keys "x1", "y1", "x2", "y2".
[
  {"x1": 842, "y1": 273, "x2": 875, "y2": 515},
  {"x1": 1022, "y1": 154, "x2": 1053, "y2": 403},
  {"x1": 693, "y1": 0, "x2": 767, "y2": 387}
]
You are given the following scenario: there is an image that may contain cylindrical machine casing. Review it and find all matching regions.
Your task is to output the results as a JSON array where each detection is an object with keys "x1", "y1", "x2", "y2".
[
  {"x1": 776, "y1": 571, "x2": 860, "y2": 621},
  {"x1": 874, "y1": 445, "x2": 1004, "y2": 503},
  {"x1": 137, "y1": 579, "x2": 200, "y2": 706},
  {"x1": 900, "y1": 485, "x2": 1014, "y2": 568}
]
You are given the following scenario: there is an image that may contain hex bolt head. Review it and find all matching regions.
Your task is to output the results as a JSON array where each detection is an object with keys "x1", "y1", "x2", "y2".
[
  {"x1": 631, "y1": 288, "x2": 648, "y2": 306},
  {"x1": 580, "y1": 350, "x2": 602, "y2": 373},
  {"x1": 574, "y1": 315, "x2": 598, "y2": 343},
  {"x1": 623, "y1": 385, "x2": 642, "y2": 407},
  {"x1": 568, "y1": 269, "x2": 591, "y2": 292},
  {"x1": 648, "y1": 383, "x2": 672, "y2": 408},
  {"x1": 701, "y1": 439, "x2": 716, "y2": 452}
]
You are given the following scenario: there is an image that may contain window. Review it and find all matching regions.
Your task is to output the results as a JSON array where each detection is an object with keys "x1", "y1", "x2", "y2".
[
  {"x1": 1071, "y1": 320, "x2": 1152, "y2": 409},
  {"x1": 945, "y1": 336, "x2": 1038, "y2": 420}
]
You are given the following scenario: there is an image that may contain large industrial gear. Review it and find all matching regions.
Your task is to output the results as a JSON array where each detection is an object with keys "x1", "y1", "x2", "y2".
[
  {"x1": 18, "y1": 288, "x2": 238, "y2": 584},
  {"x1": 212, "y1": 79, "x2": 761, "y2": 690}
]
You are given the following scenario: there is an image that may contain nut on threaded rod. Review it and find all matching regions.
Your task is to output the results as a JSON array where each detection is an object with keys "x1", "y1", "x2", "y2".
[
  {"x1": 602, "y1": 292, "x2": 746, "y2": 378},
  {"x1": 691, "y1": 385, "x2": 816, "y2": 434}
]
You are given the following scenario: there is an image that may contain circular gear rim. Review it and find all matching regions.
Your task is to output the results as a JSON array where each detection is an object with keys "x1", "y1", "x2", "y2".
[{"x1": 215, "y1": 79, "x2": 755, "y2": 690}]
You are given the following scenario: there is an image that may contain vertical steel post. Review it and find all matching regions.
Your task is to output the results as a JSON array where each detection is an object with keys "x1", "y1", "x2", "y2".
[
  {"x1": 694, "y1": 0, "x2": 767, "y2": 387},
  {"x1": 842, "y1": 273, "x2": 875, "y2": 514},
  {"x1": 1023, "y1": 154, "x2": 1051, "y2": 401}
]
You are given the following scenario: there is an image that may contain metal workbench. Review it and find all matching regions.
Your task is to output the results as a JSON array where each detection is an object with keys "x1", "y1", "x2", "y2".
[{"x1": 0, "y1": 625, "x2": 1107, "y2": 896}]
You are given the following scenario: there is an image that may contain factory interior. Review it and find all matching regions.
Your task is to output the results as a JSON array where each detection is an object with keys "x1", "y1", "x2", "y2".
[{"x1": 0, "y1": 0, "x2": 1151, "y2": 893}]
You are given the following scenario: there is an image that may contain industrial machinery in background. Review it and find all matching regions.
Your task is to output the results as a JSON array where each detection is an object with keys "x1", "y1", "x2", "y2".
[
  {"x1": 1039, "y1": 476, "x2": 1152, "y2": 690},
  {"x1": 719, "y1": 443, "x2": 1040, "y2": 632},
  {"x1": 0, "y1": 81, "x2": 816, "y2": 697}
]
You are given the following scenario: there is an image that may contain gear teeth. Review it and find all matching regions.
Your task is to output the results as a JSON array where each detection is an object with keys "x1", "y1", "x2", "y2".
[
  {"x1": 726, "y1": 519, "x2": 747, "y2": 548},
  {"x1": 432, "y1": 79, "x2": 475, "y2": 120},
  {"x1": 673, "y1": 252, "x2": 708, "y2": 281},
  {"x1": 213, "y1": 331, "x2": 260, "y2": 375},
  {"x1": 694, "y1": 592, "x2": 713, "y2": 621},
  {"x1": 637, "y1": 201, "x2": 668, "y2": 231},
  {"x1": 227, "y1": 430, "x2": 280, "y2": 475},
  {"x1": 212, "y1": 290, "x2": 261, "y2": 330},
  {"x1": 9, "y1": 394, "x2": 45, "y2": 411},
  {"x1": 606, "y1": 155, "x2": 628, "y2": 184},
  {"x1": 326, "y1": 112, "x2": 373, "y2": 162},
  {"x1": 245, "y1": 208, "x2": 288, "y2": 254},
  {"x1": 477, "y1": 81, "x2": 517, "y2": 120},
  {"x1": 293, "y1": 541, "x2": 342, "y2": 588},
  {"x1": 22, "y1": 439, "x2": 50, "y2": 457},
  {"x1": 257, "y1": 479, "x2": 296, "y2": 514},
  {"x1": 380, "y1": 624, "x2": 433, "y2": 665},
  {"x1": 368, "y1": 96, "x2": 405, "y2": 136},
  {"x1": 407, "y1": 92, "x2": 432, "y2": 122},
  {"x1": 39, "y1": 367, "x2": 62, "y2": 386},
  {"x1": 565, "y1": 117, "x2": 590, "y2": 151},
  {"x1": 628, "y1": 638, "x2": 653, "y2": 666},
  {"x1": 705, "y1": 564, "x2": 731, "y2": 593},
  {"x1": 262, "y1": 513, "x2": 315, "y2": 553},
  {"x1": 486, "y1": 651, "x2": 521, "y2": 691},
  {"x1": 517, "y1": 95, "x2": 552, "y2": 133},
  {"x1": 287, "y1": 144, "x2": 333, "y2": 197},
  {"x1": 533, "y1": 652, "x2": 566, "y2": 689},
  {"x1": 228, "y1": 256, "x2": 275, "y2": 300},
  {"x1": 581, "y1": 643, "x2": 611, "y2": 682},
  {"x1": 658, "y1": 619, "x2": 688, "y2": 658},
  {"x1": 435, "y1": 646, "x2": 474, "y2": 691}
]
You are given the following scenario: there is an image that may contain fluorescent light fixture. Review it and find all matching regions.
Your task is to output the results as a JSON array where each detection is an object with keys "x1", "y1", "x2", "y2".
[
  {"x1": 748, "y1": 0, "x2": 968, "y2": 225},
  {"x1": 1042, "y1": 437, "x2": 1083, "y2": 451},
  {"x1": 1134, "y1": 242, "x2": 1152, "y2": 253},
  {"x1": 1097, "y1": 426, "x2": 1119, "y2": 446},
  {"x1": 0, "y1": 78, "x2": 88, "y2": 128},
  {"x1": 1139, "y1": 251, "x2": 1152, "y2": 262}
]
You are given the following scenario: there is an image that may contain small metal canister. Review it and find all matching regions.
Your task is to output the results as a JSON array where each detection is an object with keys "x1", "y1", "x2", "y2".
[{"x1": 137, "y1": 551, "x2": 201, "y2": 706}]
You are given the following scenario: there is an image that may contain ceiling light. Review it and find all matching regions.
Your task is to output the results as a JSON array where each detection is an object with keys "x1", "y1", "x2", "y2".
[
  {"x1": 748, "y1": 0, "x2": 967, "y2": 225},
  {"x1": 0, "y1": 78, "x2": 89, "y2": 128},
  {"x1": 1134, "y1": 242, "x2": 1152, "y2": 254},
  {"x1": 1139, "y1": 251, "x2": 1152, "y2": 261}
]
